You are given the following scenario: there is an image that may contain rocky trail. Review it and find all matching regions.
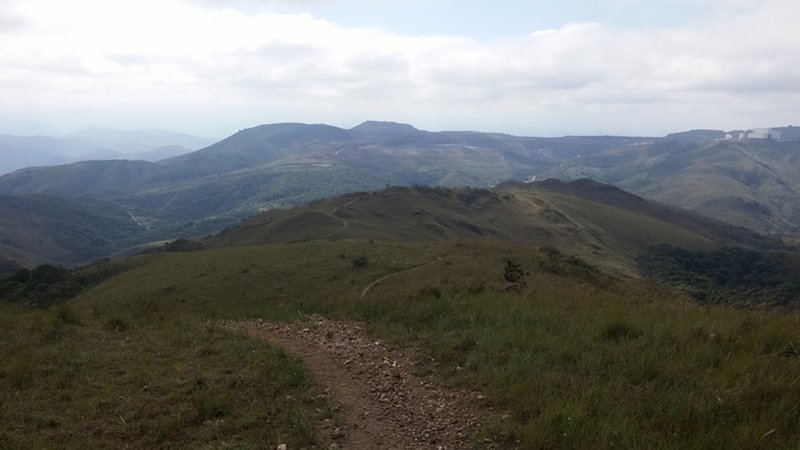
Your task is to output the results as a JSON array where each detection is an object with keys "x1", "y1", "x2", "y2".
[{"x1": 224, "y1": 316, "x2": 499, "y2": 449}]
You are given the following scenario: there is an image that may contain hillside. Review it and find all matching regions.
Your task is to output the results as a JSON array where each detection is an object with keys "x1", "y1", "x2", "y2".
[
  {"x1": 1, "y1": 121, "x2": 799, "y2": 267},
  {"x1": 543, "y1": 139, "x2": 800, "y2": 234},
  {"x1": 0, "y1": 246, "x2": 26, "y2": 279},
  {"x1": 3, "y1": 180, "x2": 800, "y2": 448},
  {"x1": 3, "y1": 232, "x2": 800, "y2": 447},
  {"x1": 0, "y1": 160, "x2": 163, "y2": 198},
  {"x1": 208, "y1": 182, "x2": 785, "y2": 276},
  {"x1": 0, "y1": 194, "x2": 145, "y2": 268}
]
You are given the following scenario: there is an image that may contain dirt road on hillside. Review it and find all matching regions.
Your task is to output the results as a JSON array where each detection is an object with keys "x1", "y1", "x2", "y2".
[{"x1": 225, "y1": 316, "x2": 501, "y2": 449}]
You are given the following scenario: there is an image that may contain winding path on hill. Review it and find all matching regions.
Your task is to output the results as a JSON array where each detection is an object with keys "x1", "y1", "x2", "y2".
[
  {"x1": 360, "y1": 257, "x2": 444, "y2": 298},
  {"x1": 224, "y1": 316, "x2": 497, "y2": 449},
  {"x1": 320, "y1": 197, "x2": 362, "y2": 239}
]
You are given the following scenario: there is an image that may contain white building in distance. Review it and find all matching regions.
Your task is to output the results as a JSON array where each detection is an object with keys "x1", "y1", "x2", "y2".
[{"x1": 740, "y1": 128, "x2": 782, "y2": 140}]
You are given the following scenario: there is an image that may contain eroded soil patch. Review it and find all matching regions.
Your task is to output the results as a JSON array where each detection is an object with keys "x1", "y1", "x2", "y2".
[{"x1": 225, "y1": 316, "x2": 497, "y2": 449}]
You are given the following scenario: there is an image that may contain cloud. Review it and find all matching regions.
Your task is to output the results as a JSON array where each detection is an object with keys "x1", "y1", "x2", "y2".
[
  {"x1": 0, "y1": 14, "x2": 28, "y2": 33},
  {"x1": 0, "y1": 0, "x2": 798, "y2": 136}
]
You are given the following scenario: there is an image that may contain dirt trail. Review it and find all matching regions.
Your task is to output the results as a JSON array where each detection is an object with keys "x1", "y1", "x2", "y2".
[
  {"x1": 360, "y1": 257, "x2": 443, "y2": 298},
  {"x1": 320, "y1": 197, "x2": 362, "y2": 239},
  {"x1": 224, "y1": 316, "x2": 496, "y2": 449}
]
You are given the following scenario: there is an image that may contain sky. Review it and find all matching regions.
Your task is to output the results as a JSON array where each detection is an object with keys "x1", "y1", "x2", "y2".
[{"x1": 0, "y1": 0, "x2": 798, "y2": 138}]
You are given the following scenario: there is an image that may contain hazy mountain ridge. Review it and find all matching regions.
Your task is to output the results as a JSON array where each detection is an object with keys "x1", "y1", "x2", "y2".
[
  {"x1": 1, "y1": 120, "x2": 798, "y2": 268},
  {"x1": 0, "y1": 128, "x2": 215, "y2": 175},
  {"x1": 544, "y1": 139, "x2": 800, "y2": 233}
]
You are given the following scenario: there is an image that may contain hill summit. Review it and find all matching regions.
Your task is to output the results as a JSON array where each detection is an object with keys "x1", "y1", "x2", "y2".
[
  {"x1": 208, "y1": 180, "x2": 783, "y2": 275},
  {"x1": 350, "y1": 120, "x2": 422, "y2": 137}
]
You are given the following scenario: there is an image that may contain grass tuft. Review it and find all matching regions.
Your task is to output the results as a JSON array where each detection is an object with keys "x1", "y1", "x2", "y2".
[
  {"x1": 104, "y1": 317, "x2": 130, "y2": 332},
  {"x1": 601, "y1": 321, "x2": 643, "y2": 342}
]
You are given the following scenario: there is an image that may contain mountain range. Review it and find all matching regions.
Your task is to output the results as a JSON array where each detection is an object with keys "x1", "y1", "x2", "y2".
[
  {"x1": 0, "y1": 120, "x2": 798, "y2": 272},
  {"x1": 0, "y1": 128, "x2": 216, "y2": 175},
  {"x1": 3, "y1": 126, "x2": 800, "y2": 449}
]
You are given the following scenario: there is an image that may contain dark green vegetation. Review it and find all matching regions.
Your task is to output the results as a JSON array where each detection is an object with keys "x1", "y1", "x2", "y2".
[
  {"x1": 3, "y1": 184, "x2": 800, "y2": 448},
  {"x1": 0, "y1": 194, "x2": 145, "y2": 269},
  {"x1": 0, "y1": 258, "x2": 144, "y2": 308},
  {"x1": 3, "y1": 120, "x2": 798, "y2": 269},
  {"x1": 640, "y1": 245, "x2": 800, "y2": 307}
]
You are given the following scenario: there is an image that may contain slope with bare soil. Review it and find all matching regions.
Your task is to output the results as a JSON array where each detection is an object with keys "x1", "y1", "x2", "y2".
[{"x1": 225, "y1": 316, "x2": 501, "y2": 449}]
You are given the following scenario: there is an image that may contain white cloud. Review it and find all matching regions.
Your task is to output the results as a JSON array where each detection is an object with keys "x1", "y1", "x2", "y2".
[{"x1": 0, "y1": 0, "x2": 798, "y2": 136}]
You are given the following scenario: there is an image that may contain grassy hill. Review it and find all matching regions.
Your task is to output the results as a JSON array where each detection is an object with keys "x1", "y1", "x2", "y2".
[
  {"x1": 209, "y1": 181, "x2": 785, "y2": 275},
  {"x1": 2, "y1": 233, "x2": 800, "y2": 447}
]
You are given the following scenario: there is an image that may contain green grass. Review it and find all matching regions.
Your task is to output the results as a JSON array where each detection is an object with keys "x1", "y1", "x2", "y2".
[
  {"x1": 0, "y1": 302, "x2": 331, "y2": 449},
  {"x1": 3, "y1": 239, "x2": 800, "y2": 448},
  {"x1": 207, "y1": 183, "x2": 757, "y2": 279},
  {"x1": 355, "y1": 290, "x2": 800, "y2": 448}
]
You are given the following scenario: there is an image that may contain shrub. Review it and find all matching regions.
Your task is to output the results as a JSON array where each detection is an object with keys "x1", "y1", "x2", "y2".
[
  {"x1": 352, "y1": 256, "x2": 369, "y2": 268},
  {"x1": 782, "y1": 342, "x2": 800, "y2": 358},
  {"x1": 503, "y1": 259, "x2": 528, "y2": 284}
]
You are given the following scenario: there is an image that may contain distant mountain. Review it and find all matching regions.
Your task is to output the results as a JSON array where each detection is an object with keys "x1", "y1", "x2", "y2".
[
  {"x1": 1, "y1": 120, "x2": 799, "y2": 267},
  {"x1": 350, "y1": 120, "x2": 424, "y2": 139},
  {"x1": 664, "y1": 129, "x2": 726, "y2": 143},
  {"x1": 64, "y1": 128, "x2": 214, "y2": 155},
  {"x1": 0, "y1": 122, "x2": 652, "y2": 255},
  {"x1": 159, "y1": 123, "x2": 353, "y2": 179},
  {"x1": 79, "y1": 145, "x2": 194, "y2": 162},
  {"x1": 145, "y1": 145, "x2": 194, "y2": 161},
  {"x1": 540, "y1": 139, "x2": 800, "y2": 233},
  {"x1": 0, "y1": 128, "x2": 215, "y2": 175},
  {"x1": 0, "y1": 135, "x2": 84, "y2": 174}
]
